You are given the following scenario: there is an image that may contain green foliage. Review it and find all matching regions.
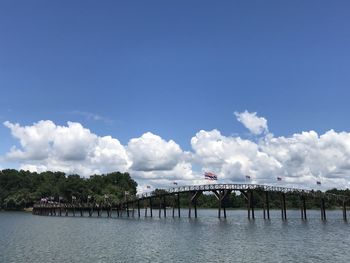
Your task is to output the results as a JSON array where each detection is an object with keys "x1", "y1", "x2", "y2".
[{"x1": 0, "y1": 169, "x2": 137, "y2": 210}]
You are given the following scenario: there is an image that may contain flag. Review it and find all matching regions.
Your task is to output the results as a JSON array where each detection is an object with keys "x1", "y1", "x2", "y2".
[
  {"x1": 245, "y1": 175, "x2": 251, "y2": 180},
  {"x1": 316, "y1": 181, "x2": 321, "y2": 185},
  {"x1": 173, "y1": 182, "x2": 178, "y2": 185},
  {"x1": 204, "y1": 172, "x2": 218, "y2": 180},
  {"x1": 146, "y1": 185, "x2": 151, "y2": 189},
  {"x1": 277, "y1": 177, "x2": 282, "y2": 181},
  {"x1": 72, "y1": 196, "x2": 76, "y2": 200}
]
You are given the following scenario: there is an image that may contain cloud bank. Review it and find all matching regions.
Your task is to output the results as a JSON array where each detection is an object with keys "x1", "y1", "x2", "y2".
[{"x1": 3, "y1": 111, "x2": 350, "y2": 191}]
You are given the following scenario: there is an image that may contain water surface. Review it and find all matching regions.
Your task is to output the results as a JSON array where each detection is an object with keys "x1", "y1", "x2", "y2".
[{"x1": 0, "y1": 209, "x2": 349, "y2": 262}]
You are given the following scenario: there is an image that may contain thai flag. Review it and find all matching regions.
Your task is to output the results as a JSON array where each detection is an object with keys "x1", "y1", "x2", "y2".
[
  {"x1": 204, "y1": 172, "x2": 218, "y2": 180},
  {"x1": 277, "y1": 177, "x2": 282, "y2": 181},
  {"x1": 316, "y1": 181, "x2": 321, "y2": 185}
]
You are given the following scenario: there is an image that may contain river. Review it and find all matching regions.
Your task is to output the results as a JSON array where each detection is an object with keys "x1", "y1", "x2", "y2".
[{"x1": 0, "y1": 209, "x2": 349, "y2": 262}]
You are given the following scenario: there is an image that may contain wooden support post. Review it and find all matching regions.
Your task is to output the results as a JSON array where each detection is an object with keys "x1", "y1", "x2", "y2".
[
  {"x1": 281, "y1": 193, "x2": 287, "y2": 220},
  {"x1": 89, "y1": 207, "x2": 92, "y2": 217},
  {"x1": 172, "y1": 195, "x2": 175, "y2": 218},
  {"x1": 223, "y1": 193, "x2": 226, "y2": 219},
  {"x1": 218, "y1": 191, "x2": 222, "y2": 219},
  {"x1": 163, "y1": 196, "x2": 166, "y2": 218},
  {"x1": 177, "y1": 193, "x2": 181, "y2": 218},
  {"x1": 150, "y1": 197, "x2": 153, "y2": 217},
  {"x1": 132, "y1": 202, "x2": 135, "y2": 217},
  {"x1": 59, "y1": 207, "x2": 62, "y2": 216},
  {"x1": 126, "y1": 202, "x2": 129, "y2": 217},
  {"x1": 213, "y1": 190, "x2": 230, "y2": 219},
  {"x1": 80, "y1": 207, "x2": 83, "y2": 217},
  {"x1": 194, "y1": 197, "x2": 198, "y2": 218},
  {"x1": 321, "y1": 198, "x2": 326, "y2": 221},
  {"x1": 263, "y1": 202, "x2": 266, "y2": 220},
  {"x1": 116, "y1": 206, "x2": 119, "y2": 217},
  {"x1": 300, "y1": 196, "x2": 307, "y2": 220},
  {"x1": 250, "y1": 191, "x2": 255, "y2": 220},
  {"x1": 265, "y1": 191, "x2": 270, "y2": 219},
  {"x1": 343, "y1": 200, "x2": 347, "y2": 221},
  {"x1": 137, "y1": 200, "x2": 140, "y2": 218},
  {"x1": 247, "y1": 191, "x2": 251, "y2": 220},
  {"x1": 159, "y1": 197, "x2": 162, "y2": 218},
  {"x1": 144, "y1": 201, "x2": 148, "y2": 217},
  {"x1": 188, "y1": 192, "x2": 192, "y2": 218}
]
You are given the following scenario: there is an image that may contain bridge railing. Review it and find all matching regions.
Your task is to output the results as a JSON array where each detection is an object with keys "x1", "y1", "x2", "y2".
[{"x1": 135, "y1": 183, "x2": 314, "y2": 200}]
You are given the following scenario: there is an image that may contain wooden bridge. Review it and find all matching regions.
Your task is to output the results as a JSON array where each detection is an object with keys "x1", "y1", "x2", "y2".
[{"x1": 33, "y1": 183, "x2": 349, "y2": 221}]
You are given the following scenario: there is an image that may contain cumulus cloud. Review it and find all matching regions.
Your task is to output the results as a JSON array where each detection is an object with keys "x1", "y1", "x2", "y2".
[
  {"x1": 234, "y1": 110, "x2": 268, "y2": 135},
  {"x1": 191, "y1": 129, "x2": 281, "y2": 183},
  {"x1": 4, "y1": 120, "x2": 130, "y2": 176},
  {"x1": 3, "y1": 112, "x2": 350, "y2": 190},
  {"x1": 127, "y1": 132, "x2": 183, "y2": 172}
]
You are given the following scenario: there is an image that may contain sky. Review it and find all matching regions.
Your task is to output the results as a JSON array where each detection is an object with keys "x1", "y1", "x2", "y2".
[{"x1": 1, "y1": 1, "x2": 350, "y2": 192}]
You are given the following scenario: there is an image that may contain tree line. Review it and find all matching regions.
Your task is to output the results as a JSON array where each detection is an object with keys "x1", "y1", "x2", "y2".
[{"x1": 0, "y1": 169, "x2": 137, "y2": 210}]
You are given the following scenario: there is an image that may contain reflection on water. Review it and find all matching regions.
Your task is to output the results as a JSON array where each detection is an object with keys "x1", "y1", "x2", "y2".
[{"x1": 0, "y1": 210, "x2": 349, "y2": 263}]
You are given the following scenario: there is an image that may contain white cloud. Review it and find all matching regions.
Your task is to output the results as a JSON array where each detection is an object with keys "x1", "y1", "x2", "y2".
[
  {"x1": 4, "y1": 120, "x2": 130, "y2": 177},
  {"x1": 3, "y1": 113, "x2": 350, "y2": 191},
  {"x1": 234, "y1": 110, "x2": 268, "y2": 135},
  {"x1": 127, "y1": 132, "x2": 183, "y2": 172}
]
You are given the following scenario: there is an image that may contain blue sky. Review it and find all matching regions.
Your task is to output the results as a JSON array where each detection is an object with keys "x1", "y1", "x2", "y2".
[{"x1": 1, "y1": 1, "x2": 350, "y2": 189}]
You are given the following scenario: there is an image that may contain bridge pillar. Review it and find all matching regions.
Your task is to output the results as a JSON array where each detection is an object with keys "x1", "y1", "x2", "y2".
[
  {"x1": 150, "y1": 197, "x2": 153, "y2": 217},
  {"x1": 126, "y1": 202, "x2": 130, "y2": 217},
  {"x1": 159, "y1": 196, "x2": 162, "y2": 218},
  {"x1": 172, "y1": 194, "x2": 175, "y2": 218},
  {"x1": 321, "y1": 198, "x2": 326, "y2": 221},
  {"x1": 300, "y1": 196, "x2": 307, "y2": 220},
  {"x1": 89, "y1": 206, "x2": 93, "y2": 217},
  {"x1": 343, "y1": 200, "x2": 347, "y2": 221},
  {"x1": 163, "y1": 196, "x2": 166, "y2": 218},
  {"x1": 213, "y1": 189, "x2": 231, "y2": 219},
  {"x1": 137, "y1": 200, "x2": 141, "y2": 218},
  {"x1": 116, "y1": 205, "x2": 120, "y2": 217},
  {"x1": 132, "y1": 202, "x2": 135, "y2": 217},
  {"x1": 144, "y1": 200, "x2": 148, "y2": 217},
  {"x1": 177, "y1": 193, "x2": 181, "y2": 217},
  {"x1": 281, "y1": 193, "x2": 287, "y2": 220},
  {"x1": 249, "y1": 191, "x2": 255, "y2": 220},
  {"x1": 264, "y1": 191, "x2": 270, "y2": 220},
  {"x1": 188, "y1": 191, "x2": 201, "y2": 218},
  {"x1": 172, "y1": 193, "x2": 181, "y2": 218}
]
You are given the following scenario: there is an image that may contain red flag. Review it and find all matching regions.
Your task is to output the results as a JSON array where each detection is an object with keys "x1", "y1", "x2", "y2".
[{"x1": 204, "y1": 172, "x2": 218, "y2": 180}]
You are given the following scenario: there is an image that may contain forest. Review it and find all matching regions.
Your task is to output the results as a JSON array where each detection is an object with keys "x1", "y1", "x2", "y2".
[
  {"x1": 1, "y1": 169, "x2": 349, "y2": 210},
  {"x1": 0, "y1": 169, "x2": 137, "y2": 210}
]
